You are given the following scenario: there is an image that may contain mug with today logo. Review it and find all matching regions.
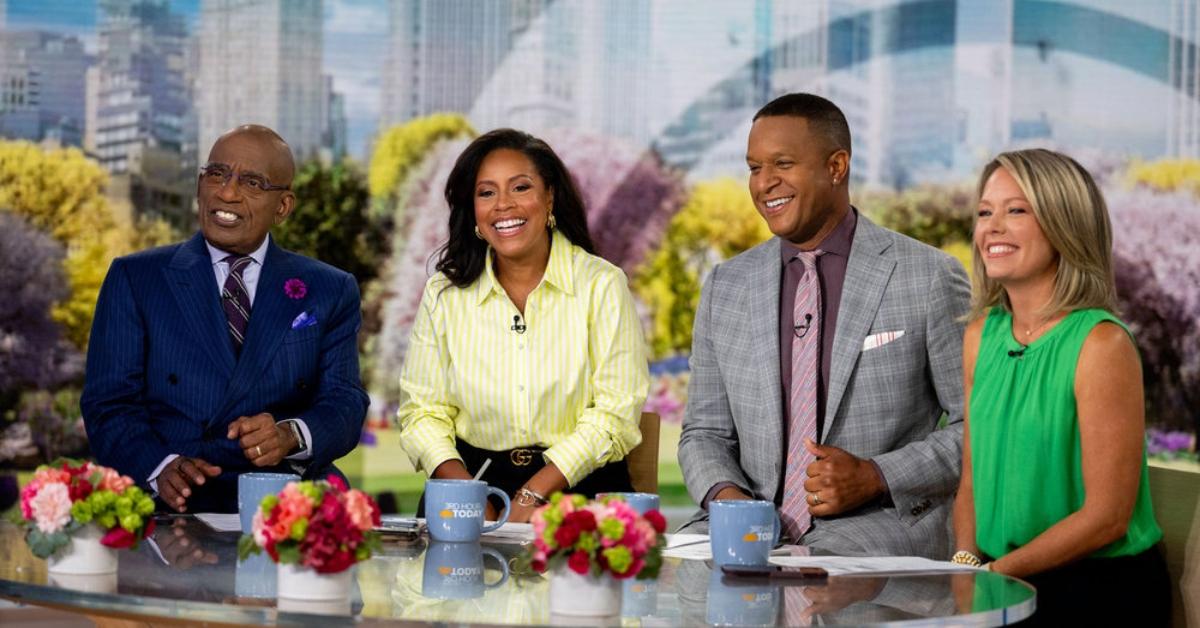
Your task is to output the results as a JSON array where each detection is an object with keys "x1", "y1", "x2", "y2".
[
  {"x1": 424, "y1": 479, "x2": 511, "y2": 542},
  {"x1": 709, "y1": 500, "x2": 781, "y2": 566},
  {"x1": 421, "y1": 541, "x2": 510, "y2": 600}
]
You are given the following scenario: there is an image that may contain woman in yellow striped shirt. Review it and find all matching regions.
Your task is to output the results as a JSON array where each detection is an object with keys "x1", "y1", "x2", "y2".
[{"x1": 398, "y1": 128, "x2": 651, "y2": 523}]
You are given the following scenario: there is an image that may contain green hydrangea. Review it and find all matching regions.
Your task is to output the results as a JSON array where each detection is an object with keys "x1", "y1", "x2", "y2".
[
  {"x1": 575, "y1": 533, "x2": 598, "y2": 552},
  {"x1": 71, "y1": 501, "x2": 93, "y2": 523},
  {"x1": 598, "y1": 517, "x2": 625, "y2": 541},
  {"x1": 603, "y1": 546, "x2": 633, "y2": 574},
  {"x1": 120, "y1": 513, "x2": 142, "y2": 532},
  {"x1": 290, "y1": 519, "x2": 308, "y2": 541}
]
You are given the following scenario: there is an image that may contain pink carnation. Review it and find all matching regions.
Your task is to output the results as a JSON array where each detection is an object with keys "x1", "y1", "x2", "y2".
[
  {"x1": 30, "y1": 483, "x2": 73, "y2": 534},
  {"x1": 19, "y1": 480, "x2": 41, "y2": 519},
  {"x1": 97, "y1": 467, "x2": 134, "y2": 494},
  {"x1": 344, "y1": 490, "x2": 375, "y2": 531},
  {"x1": 251, "y1": 510, "x2": 268, "y2": 546}
]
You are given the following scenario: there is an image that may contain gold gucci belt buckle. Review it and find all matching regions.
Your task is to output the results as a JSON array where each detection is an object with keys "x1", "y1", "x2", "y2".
[{"x1": 509, "y1": 449, "x2": 536, "y2": 466}]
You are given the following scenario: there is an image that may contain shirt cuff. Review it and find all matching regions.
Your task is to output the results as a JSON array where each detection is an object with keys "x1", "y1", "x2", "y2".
[
  {"x1": 280, "y1": 418, "x2": 314, "y2": 461},
  {"x1": 147, "y1": 454, "x2": 180, "y2": 494},
  {"x1": 702, "y1": 481, "x2": 746, "y2": 509}
]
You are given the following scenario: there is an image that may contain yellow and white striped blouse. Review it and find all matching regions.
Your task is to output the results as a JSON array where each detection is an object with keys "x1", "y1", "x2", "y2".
[{"x1": 397, "y1": 230, "x2": 650, "y2": 486}]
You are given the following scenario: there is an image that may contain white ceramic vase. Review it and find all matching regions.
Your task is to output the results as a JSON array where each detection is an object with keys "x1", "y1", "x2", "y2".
[
  {"x1": 276, "y1": 562, "x2": 353, "y2": 601},
  {"x1": 46, "y1": 524, "x2": 118, "y2": 576},
  {"x1": 548, "y1": 563, "x2": 622, "y2": 617}
]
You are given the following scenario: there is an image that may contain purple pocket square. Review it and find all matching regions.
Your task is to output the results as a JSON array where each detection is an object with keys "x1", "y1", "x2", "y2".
[{"x1": 290, "y1": 311, "x2": 317, "y2": 330}]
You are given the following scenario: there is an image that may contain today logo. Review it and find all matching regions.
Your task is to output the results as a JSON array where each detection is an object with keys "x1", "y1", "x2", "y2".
[
  {"x1": 741, "y1": 524, "x2": 772, "y2": 543},
  {"x1": 437, "y1": 565, "x2": 482, "y2": 577},
  {"x1": 438, "y1": 501, "x2": 484, "y2": 518}
]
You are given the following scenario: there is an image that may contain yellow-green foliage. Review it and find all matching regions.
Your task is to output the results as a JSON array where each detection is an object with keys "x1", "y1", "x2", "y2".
[
  {"x1": 368, "y1": 114, "x2": 475, "y2": 201},
  {"x1": 1126, "y1": 159, "x2": 1200, "y2": 196},
  {"x1": 634, "y1": 178, "x2": 770, "y2": 357},
  {"x1": 941, "y1": 240, "x2": 972, "y2": 275},
  {"x1": 0, "y1": 140, "x2": 138, "y2": 348}
]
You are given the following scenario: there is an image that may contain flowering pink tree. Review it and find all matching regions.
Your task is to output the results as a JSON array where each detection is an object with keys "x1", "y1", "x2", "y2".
[{"x1": 1107, "y1": 187, "x2": 1200, "y2": 433}]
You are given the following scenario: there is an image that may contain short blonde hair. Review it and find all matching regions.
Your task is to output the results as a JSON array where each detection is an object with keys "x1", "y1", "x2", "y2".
[{"x1": 968, "y1": 148, "x2": 1117, "y2": 320}]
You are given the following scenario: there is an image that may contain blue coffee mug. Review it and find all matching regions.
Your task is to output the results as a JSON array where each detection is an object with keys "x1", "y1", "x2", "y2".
[
  {"x1": 421, "y1": 541, "x2": 510, "y2": 600},
  {"x1": 621, "y1": 578, "x2": 658, "y2": 617},
  {"x1": 708, "y1": 500, "x2": 781, "y2": 566},
  {"x1": 238, "y1": 472, "x2": 300, "y2": 534},
  {"x1": 424, "y1": 479, "x2": 511, "y2": 542},
  {"x1": 706, "y1": 565, "x2": 780, "y2": 626},
  {"x1": 601, "y1": 492, "x2": 660, "y2": 514}
]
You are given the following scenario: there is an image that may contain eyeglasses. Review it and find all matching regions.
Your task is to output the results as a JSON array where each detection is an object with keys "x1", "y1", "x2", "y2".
[{"x1": 198, "y1": 163, "x2": 290, "y2": 196}]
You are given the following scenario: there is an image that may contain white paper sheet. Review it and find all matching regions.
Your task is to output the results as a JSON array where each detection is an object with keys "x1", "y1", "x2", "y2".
[
  {"x1": 663, "y1": 533, "x2": 711, "y2": 559},
  {"x1": 769, "y1": 555, "x2": 981, "y2": 575},
  {"x1": 195, "y1": 512, "x2": 242, "y2": 533},
  {"x1": 481, "y1": 521, "x2": 535, "y2": 543}
]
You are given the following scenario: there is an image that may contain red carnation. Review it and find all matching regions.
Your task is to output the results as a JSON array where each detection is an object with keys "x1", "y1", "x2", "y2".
[
  {"x1": 567, "y1": 509, "x2": 597, "y2": 532},
  {"x1": 568, "y1": 550, "x2": 591, "y2": 575},
  {"x1": 531, "y1": 558, "x2": 547, "y2": 573},
  {"x1": 326, "y1": 473, "x2": 348, "y2": 491},
  {"x1": 100, "y1": 526, "x2": 137, "y2": 549},
  {"x1": 68, "y1": 478, "x2": 93, "y2": 502},
  {"x1": 554, "y1": 522, "x2": 581, "y2": 548},
  {"x1": 320, "y1": 549, "x2": 356, "y2": 574},
  {"x1": 643, "y1": 509, "x2": 667, "y2": 534}
]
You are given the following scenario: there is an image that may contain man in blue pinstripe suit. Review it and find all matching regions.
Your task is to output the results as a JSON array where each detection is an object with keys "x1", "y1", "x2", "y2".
[{"x1": 81, "y1": 125, "x2": 368, "y2": 513}]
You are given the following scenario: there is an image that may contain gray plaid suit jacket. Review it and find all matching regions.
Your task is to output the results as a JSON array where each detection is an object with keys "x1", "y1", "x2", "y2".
[{"x1": 678, "y1": 213, "x2": 970, "y2": 559}]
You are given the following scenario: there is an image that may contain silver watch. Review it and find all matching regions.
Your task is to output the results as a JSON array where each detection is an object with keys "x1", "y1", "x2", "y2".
[
  {"x1": 285, "y1": 420, "x2": 306, "y2": 454},
  {"x1": 515, "y1": 487, "x2": 549, "y2": 507}
]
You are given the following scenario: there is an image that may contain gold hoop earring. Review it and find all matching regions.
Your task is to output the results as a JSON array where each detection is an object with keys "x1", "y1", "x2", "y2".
[
  {"x1": 474, "y1": 226, "x2": 484, "y2": 240},
  {"x1": 547, "y1": 213, "x2": 556, "y2": 230}
]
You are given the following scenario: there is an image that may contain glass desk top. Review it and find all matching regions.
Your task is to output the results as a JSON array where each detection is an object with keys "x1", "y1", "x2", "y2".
[{"x1": 0, "y1": 517, "x2": 1035, "y2": 626}]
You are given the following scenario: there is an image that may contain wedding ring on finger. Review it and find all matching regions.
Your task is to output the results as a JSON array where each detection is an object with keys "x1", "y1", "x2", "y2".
[
  {"x1": 810, "y1": 492, "x2": 823, "y2": 506},
  {"x1": 255, "y1": 445, "x2": 262, "y2": 457}
]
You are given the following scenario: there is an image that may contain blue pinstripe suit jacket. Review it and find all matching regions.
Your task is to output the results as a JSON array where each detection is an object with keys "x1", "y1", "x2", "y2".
[{"x1": 81, "y1": 233, "x2": 368, "y2": 512}]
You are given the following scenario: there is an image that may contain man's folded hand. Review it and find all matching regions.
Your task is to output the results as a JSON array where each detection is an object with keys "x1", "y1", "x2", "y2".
[{"x1": 159, "y1": 457, "x2": 221, "y2": 513}]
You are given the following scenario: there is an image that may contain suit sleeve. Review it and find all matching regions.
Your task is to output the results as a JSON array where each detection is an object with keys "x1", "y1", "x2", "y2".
[
  {"x1": 296, "y1": 272, "x2": 368, "y2": 473},
  {"x1": 871, "y1": 254, "x2": 970, "y2": 518},
  {"x1": 80, "y1": 259, "x2": 174, "y2": 486},
  {"x1": 678, "y1": 265, "x2": 753, "y2": 505}
]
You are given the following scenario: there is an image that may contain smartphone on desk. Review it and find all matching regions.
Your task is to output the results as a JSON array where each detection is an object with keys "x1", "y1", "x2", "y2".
[{"x1": 721, "y1": 564, "x2": 829, "y2": 582}]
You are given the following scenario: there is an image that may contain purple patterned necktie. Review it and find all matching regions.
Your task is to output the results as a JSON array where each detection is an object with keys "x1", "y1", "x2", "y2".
[
  {"x1": 781, "y1": 250, "x2": 823, "y2": 541},
  {"x1": 221, "y1": 254, "x2": 253, "y2": 354}
]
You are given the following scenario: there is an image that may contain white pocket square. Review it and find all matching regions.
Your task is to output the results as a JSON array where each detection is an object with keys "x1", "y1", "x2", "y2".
[{"x1": 862, "y1": 330, "x2": 905, "y2": 352}]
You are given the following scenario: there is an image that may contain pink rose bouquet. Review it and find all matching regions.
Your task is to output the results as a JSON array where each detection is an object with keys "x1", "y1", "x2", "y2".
[
  {"x1": 237, "y1": 475, "x2": 382, "y2": 574},
  {"x1": 18, "y1": 459, "x2": 156, "y2": 558},
  {"x1": 528, "y1": 493, "x2": 667, "y2": 580}
]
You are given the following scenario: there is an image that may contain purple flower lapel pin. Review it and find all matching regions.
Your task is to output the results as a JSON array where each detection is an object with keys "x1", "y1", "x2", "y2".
[{"x1": 284, "y1": 278, "x2": 307, "y2": 300}]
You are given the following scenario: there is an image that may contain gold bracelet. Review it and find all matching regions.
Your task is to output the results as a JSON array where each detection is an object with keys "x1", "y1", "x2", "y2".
[{"x1": 950, "y1": 550, "x2": 983, "y2": 567}]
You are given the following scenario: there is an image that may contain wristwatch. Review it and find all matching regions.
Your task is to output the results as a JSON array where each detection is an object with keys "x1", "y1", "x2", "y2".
[
  {"x1": 515, "y1": 487, "x2": 549, "y2": 508},
  {"x1": 284, "y1": 420, "x2": 307, "y2": 455}
]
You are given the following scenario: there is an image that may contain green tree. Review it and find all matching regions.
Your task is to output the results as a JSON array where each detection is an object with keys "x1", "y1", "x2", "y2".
[
  {"x1": 855, "y1": 184, "x2": 976, "y2": 249},
  {"x1": 633, "y1": 178, "x2": 771, "y2": 357},
  {"x1": 273, "y1": 159, "x2": 384, "y2": 286},
  {"x1": 0, "y1": 140, "x2": 134, "y2": 348}
]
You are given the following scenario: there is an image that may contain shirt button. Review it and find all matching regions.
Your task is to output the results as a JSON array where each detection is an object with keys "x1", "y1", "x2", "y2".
[
  {"x1": 518, "y1": 385, "x2": 525, "y2": 392},
  {"x1": 518, "y1": 342, "x2": 524, "y2": 349}
]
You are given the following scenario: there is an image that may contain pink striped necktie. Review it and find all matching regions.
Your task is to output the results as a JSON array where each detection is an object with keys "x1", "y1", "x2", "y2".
[{"x1": 781, "y1": 250, "x2": 822, "y2": 541}]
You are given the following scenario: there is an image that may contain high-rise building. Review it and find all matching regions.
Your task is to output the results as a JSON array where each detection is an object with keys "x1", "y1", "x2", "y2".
[
  {"x1": 94, "y1": 0, "x2": 194, "y2": 225},
  {"x1": 1168, "y1": 0, "x2": 1200, "y2": 157},
  {"x1": 380, "y1": 0, "x2": 516, "y2": 129},
  {"x1": 0, "y1": 31, "x2": 88, "y2": 147},
  {"x1": 321, "y1": 74, "x2": 347, "y2": 161},
  {"x1": 198, "y1": 0, "x2": 324, "y2": 163}
]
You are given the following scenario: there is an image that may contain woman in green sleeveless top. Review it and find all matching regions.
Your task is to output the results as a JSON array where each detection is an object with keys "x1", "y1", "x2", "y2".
[{"x1": 950, "y1": 149, "x2": 1169, "y2": 626}]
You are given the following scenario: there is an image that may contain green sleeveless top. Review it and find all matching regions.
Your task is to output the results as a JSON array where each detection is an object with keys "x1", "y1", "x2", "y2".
[{"x1": 970, "y1": 308, "x2": 1161, "y2": 559}]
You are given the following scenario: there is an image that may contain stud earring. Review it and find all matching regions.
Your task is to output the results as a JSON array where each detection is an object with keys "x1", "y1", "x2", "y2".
[{"x1": 474, "y1": 226, "x2": 484, "y2": 239}]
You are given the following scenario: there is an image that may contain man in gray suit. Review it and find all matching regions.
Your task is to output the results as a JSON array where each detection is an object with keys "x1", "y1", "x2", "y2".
[{"x1": 678, "y1": 93, "x2": 969, "y2": 559}]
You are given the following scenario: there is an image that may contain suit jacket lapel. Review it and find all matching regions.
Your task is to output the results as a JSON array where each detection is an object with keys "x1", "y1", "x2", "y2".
[
  {"x1": 746, "y1": 238, "x2": 784, "y2": 492},
  {"x1": 164, "y1": 233, "x2": 236, "y2": 376},
  {"x1": 825, "y1": 215, "x2": 895, "y2": 434},
  {"x1": 214, "y1": 240, "x2": 306, "y2": 422}
]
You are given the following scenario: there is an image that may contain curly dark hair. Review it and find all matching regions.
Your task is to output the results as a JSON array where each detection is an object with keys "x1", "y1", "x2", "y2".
[{"x1": 435, "y1": 128, "x2": 595, "y2": 288}]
